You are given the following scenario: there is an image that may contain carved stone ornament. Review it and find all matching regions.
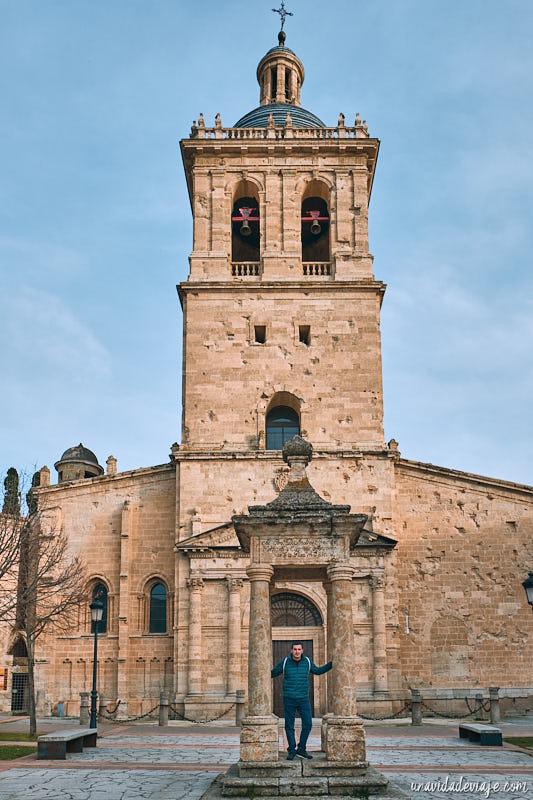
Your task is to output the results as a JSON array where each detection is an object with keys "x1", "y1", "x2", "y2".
[
  {"x1": 187, "y1": 577, "x2": 204, "y2": 590},
  {"x1": 273, "y1": 468, "x2": 289, "y2": 492},
  {"x1": 261, "y1": 535, "x2": 341, "y2": 561}
]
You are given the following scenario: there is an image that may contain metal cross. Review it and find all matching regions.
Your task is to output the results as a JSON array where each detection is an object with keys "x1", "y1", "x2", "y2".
[{"x1": 272, "y1": 1, "x2": 293, "y2": 30}]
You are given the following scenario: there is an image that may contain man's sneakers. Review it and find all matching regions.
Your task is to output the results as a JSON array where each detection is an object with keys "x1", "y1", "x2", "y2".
[
  {"x1": 295, "y1": 749, "x2": 313, "y2": 759},
  {"x1": 287, "y1": 751, "x2": 296, "y2": 760}
]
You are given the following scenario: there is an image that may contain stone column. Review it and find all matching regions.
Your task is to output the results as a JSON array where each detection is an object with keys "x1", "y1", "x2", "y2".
[
  {"x1": 264, "y1": 67, "x2": 272, "y2": 103},
  {"x1": 240, "y1": 564, "x2": 278, "y2": 762},
  {"x1": 289, "y1": 68, "x2": 297, "y2": 103},
  {"x1": 371, "y1": 572, "x2": 388, "y2": 693},
  {"x1": 226, "y1": 577, "x2": 243, "y2": 696},
  {"x1": 276, "y1": 63, "x2": 285, "y2": 103},
  {"x1": 325, "y1": 562, "x2": 366, "y2": 764},
  {"x1": 187, "y1": 577, "x2": 204, "y2": 696},
  {"x1": 321, "y1": 581, "x2": 334, "y2": 751}
]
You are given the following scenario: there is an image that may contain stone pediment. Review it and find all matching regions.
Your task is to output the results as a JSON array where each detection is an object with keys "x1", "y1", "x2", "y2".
[
  {"x1": 356, "y1": 529, "x2": 397, "y2": 549},
  {"x1": 176, "y1": 523, "x2": 241, "y2": 553}
]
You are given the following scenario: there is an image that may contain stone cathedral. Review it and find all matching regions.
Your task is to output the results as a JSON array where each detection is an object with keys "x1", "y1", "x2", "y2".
[{"x1": 2, "y1": 28, "x2": 533, "y2": 720}]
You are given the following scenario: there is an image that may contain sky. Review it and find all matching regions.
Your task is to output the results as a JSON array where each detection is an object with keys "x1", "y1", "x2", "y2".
[{"x1": 1, "y1": 0, "x2": 533, "y2": 487}]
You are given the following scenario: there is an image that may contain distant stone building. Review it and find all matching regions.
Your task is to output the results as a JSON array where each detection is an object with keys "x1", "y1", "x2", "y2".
[{"x1": 2, "y1": 30, "x2": 532, "y2": 719}]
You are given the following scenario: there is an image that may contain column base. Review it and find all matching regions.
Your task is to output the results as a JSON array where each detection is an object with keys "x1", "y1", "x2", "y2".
[
  {"x1": 324, "y1": 715, "x2": 367, "y2": 764},
  {"x1": 240, "y1": 714, "x2": 279, "y2": 762},
  {"x1": 208, "y1": 757, "x2": 409, "y2": 799}
]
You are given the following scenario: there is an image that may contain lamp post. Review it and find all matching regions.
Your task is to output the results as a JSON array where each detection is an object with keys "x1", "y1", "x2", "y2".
[
  {"x1": 89, "y1": 599, "x2": 104, "y2": 729},
  {"x1": 522, "y1": 573, "x2": 533, "y2": 613}
]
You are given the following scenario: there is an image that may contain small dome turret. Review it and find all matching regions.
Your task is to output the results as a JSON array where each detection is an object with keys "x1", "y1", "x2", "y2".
[
  {"x1": 234, "y1": 28, "x2": 325, "y2": 129},
  {"x1": 54, "y1": 443, "x2": 103, "y2": 483},
  {"x1": 257, "y1": 30, "x2": 304, "y2": 107}
]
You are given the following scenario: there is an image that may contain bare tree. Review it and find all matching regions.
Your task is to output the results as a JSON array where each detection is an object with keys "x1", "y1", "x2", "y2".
[{"x1": 1, "y1": 468, "x2": 87, "y2": 735}]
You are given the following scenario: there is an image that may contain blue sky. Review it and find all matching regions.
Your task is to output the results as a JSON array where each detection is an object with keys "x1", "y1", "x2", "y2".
[{"x1": 1, "y1": 0, "x2": 532, "y2": 486}]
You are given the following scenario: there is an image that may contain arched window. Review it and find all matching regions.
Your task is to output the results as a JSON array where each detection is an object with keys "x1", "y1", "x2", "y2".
[
  {"x1": 266, "y1": 406, "x2": 300, "y2": 450},
  {"x1": 231, "y1": 182, "x2": 260, "y2": 264},
  {"x1": 271, "y1": 593, "x2": 322, "y2": 627},
  {"x1": 10, "y1": 637, "x2": 28, "y2": 659},
  {"x1": 149, "y1": 583, "x2": 167, "y2": 634},
  {"x1": 301, "y1": 196, "x2": 330, "y2": 263},
  {"x1": 91, "y1": 583, "x2": 108, "y2": 634}
]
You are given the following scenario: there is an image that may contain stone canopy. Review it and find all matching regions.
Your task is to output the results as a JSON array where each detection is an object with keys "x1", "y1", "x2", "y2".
[{"x1": 233, "y1": 435, "x2": 368, "y2": 565}]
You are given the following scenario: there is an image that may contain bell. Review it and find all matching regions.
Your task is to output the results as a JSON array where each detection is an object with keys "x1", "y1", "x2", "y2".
[
  {"x1": 240, "y1": 220, "x2": 252, "y2": 236},
  {"x1": 310, "y1": 220, "x2": 321, "y2": 235}
]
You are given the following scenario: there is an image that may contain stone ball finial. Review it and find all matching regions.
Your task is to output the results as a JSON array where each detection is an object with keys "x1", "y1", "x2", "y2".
[{"x1": 282, "y1": 435, "x2": 313, "y2": 464}]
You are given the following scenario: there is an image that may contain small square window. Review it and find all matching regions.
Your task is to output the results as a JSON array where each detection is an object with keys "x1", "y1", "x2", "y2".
[
  {"x1": 299, "y1": 325, "x2": 310, "y2": 346},
  {"x1": 254, "y1": 325, "x2": 266, "y2": 344}
]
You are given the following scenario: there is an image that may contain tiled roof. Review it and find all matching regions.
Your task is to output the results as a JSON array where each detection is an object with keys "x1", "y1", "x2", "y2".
[{"x1": 234, "y1": 103, "x2": 325, "y2": 128}]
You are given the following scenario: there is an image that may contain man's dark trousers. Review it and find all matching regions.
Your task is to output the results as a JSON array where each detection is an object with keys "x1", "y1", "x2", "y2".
[{"x1": 284, "y1": 696, "x2": 312, "y2": 754}]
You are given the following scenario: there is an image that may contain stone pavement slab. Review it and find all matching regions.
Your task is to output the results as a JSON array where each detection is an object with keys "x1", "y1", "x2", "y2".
[
  {"x1": 0, "y1": 719, "x2": 532, "y2": 799},
  {"x1": 0, "y1": 768, "x2": 215, "y2": 800}
]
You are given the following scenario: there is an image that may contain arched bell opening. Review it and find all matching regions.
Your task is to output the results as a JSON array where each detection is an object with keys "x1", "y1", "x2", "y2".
[
  {"x1": 301, "y1": 179, "x2": 331, "y2": 265},
  {"x1": 231, "y1": 181, "x2": 260, "y2": 264},
  {"x1": 301, "y1": 196, "x2": 330, "y2": 263},
  {"x1": 271, "y1": 592, "x2": 325, "y2": 718}
]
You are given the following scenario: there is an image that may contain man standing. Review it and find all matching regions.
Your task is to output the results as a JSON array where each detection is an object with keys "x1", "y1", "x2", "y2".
[{"x1": 271, "y1": 641, "x2": 332, "y2": 760}]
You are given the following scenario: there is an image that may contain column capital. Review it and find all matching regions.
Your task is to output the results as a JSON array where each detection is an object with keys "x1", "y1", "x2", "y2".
[
  {"x1": 246, "y1": 564, "x2": 274, "y2": 582},
  {"x1": 371, "y1": 572, "x2": 385, "y2": 590},
  {"x1": 327, "y1": 562, "x2": 355, "y2": 582},
  {"x1": 187, "y1": 576, "x2": 204, "y2": 591},
  {"x1": 227, "y1": 576, "x2": 244, "y2": 593}
]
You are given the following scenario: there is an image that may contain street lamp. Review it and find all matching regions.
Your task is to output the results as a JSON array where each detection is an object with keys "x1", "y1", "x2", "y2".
[
  {"x1": 522, "y1": 573, "x2": 533, "y2": 612},
  {"x1": 89, "y1": 599, "x2": 104, "y2": 729}
]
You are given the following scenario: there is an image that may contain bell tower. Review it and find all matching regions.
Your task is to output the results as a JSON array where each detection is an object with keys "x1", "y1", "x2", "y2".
[
  {"x1": 174, "y1": 12, "x2": 398, "y2": 721},
  {"x1": 178, "y1": 27, "x2": 384, "y2": 455}
]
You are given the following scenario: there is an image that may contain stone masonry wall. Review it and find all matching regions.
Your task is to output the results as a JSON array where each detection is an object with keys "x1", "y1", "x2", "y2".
[
  {"x1": 34, "y1": 465, "x2": 176, "y2": 716},
  {"x1": 181, "y1": 288, "x2": 385, "y2": 451},
  {"x1": 394, "y1": 459, "x2": 533, "y2": 691}
]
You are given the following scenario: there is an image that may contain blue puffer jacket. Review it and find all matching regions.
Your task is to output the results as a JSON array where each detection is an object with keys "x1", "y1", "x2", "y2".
[{"x1": 271, "y1": 655, "x2": 332, "y2": 699}]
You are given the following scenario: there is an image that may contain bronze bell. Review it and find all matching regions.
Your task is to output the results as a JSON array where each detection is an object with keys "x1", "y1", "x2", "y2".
[
  {"x1": 310, "y1": 219, "x2": 321, "y2": 235},
  {"x1": 239, "y1": 206, "x2": 253, "y2": 236}
]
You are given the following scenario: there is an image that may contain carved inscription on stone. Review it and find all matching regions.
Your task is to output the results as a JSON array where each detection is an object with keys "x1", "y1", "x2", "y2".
[{"x1": 260, "y1": 536, "x2": 342, "y2": 562}]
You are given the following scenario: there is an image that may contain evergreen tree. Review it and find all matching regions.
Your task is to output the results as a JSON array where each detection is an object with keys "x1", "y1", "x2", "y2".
[{"x1": 2, "y1": 467, "x2": 20, "y2": 516}]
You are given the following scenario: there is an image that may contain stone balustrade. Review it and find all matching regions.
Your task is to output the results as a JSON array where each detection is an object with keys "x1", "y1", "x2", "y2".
[
  {"x1": 302, "y1": 262, "x2": 332, "y2": 276},
  {"x1": 231, "y1": 262, "x2": 261, "y2": 277},
  {"x1": 190, "y1": 123, "x2": 369, "y2": 141}
]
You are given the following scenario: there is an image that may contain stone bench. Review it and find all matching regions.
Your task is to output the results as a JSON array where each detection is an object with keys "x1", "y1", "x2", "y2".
[
  {"x1": 37, "y1": 728, "x2": 97, "y2": 759},
  {"x1": 459, "y1": 723, "x2": 502, "y2": 746}
]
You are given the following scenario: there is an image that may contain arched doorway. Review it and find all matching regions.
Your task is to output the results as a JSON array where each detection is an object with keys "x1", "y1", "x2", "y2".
[{"x1": 271, "y1": 592, "x2": 324, "y2": 717}]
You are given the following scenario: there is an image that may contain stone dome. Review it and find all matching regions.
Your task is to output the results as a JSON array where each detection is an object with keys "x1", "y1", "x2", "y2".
[
  {"x1": 58, "y1": 443, "x2": 100, "y2": 465},
  {"x1": 234, "y1": 103, "x2": 325, "y2": 129},
  {"x1": 54, "y1": 443, "x2": 103, "y2": 483}
]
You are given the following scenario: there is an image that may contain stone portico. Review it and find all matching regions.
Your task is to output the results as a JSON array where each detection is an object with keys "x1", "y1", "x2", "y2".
[{"x1": 218, "y1": 436, "x2": 401, "y2": 798}]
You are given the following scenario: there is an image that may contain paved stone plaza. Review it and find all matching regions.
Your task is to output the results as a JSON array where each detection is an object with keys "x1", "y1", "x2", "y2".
[{"x1": 0, "y1": 717, "x2": 532, "y2": 800}]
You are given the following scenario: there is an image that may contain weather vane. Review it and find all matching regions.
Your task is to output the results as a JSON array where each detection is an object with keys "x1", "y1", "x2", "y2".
[{"x1": 272, "y1": 1, "x2": 293, "y2": 31}]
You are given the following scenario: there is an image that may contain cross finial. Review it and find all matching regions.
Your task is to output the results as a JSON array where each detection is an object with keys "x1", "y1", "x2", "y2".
[{"x1": 272, "y1": 1, "x2": 293, "y2": 31}]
